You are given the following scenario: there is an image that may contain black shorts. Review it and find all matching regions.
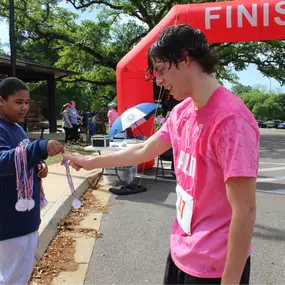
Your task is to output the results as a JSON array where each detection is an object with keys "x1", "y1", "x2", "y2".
[{"x1": 163, "y1": 252, "x2": 250, "y2": 285}]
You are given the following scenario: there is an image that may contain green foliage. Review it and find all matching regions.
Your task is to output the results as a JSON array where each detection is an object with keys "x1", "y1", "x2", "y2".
[
  {"x1": 234, "y1": 83, "x2": 285, "y2": 121},
  {"x1": 0, "y1": 0, "x2": 284, "y2": 113},
  {"x1": 231, "y1": 83, "x2": 253, "y2": 96}
]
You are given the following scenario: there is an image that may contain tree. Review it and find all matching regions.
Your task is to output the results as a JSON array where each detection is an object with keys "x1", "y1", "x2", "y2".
[
  {"x1": 273, "y1": 93, "x2": 285, "y2": 120},
  {"x1": 1, "y1": 0, "x2": 284, "y2": 85},
  {"x1": 65, "y1": 0, "x2": 285, "y2": 85},
  {"x1": 238, "y1": 91, "x2": 268, "y2": 112},
  {"x1": 0, "y1": 0, "x2": 284, "y2": 112},
  {"x1": 237, "y1": 88, "x2": 285, "y2": 121},
  {"x1": 231, "y1": 83, "x2": 253, "y2": 96}
]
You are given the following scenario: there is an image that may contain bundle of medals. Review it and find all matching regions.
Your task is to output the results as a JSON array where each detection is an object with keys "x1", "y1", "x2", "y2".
[
  {"x1": 14, "y1": 143, "x2": 81, "y2": 212},
  {"x1": 14, "y1": 143, "x2": 46, "y2": 212}
]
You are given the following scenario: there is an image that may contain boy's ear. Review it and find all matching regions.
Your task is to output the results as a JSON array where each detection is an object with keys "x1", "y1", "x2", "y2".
[
  {"x1": 184, "y1": 56, "x2": 192, "y2": 68},
  {"x1": 0, "y1": 96, "x2": 4, "y2": 107}
]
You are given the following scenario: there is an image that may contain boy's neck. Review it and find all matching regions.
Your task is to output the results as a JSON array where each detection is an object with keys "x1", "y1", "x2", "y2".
[
  {"x1": 0, "y1": 110, "x2": 16, "y2": 125},
  {"x1": 190, "y1": 74, "x2": 220, "y2": 109}
]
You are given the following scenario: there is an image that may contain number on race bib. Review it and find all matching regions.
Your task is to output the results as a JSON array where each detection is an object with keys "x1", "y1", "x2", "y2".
[
  {"x1": 176, "y1": 184, "x2": 194, "y2": 235},
  {"x1": 178, "y1": 197, "x2": 186, "y2": 220}
]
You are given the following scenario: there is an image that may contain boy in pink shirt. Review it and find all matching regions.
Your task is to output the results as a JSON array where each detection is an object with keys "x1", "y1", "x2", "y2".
[{"x1": 64, "y1": 24, "x2": 259, "y2": 284}]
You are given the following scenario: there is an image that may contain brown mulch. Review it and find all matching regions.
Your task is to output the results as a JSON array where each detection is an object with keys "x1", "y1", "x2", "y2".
[{"x1": 29, "y1": 188, "x2": 109, "y2": 285}]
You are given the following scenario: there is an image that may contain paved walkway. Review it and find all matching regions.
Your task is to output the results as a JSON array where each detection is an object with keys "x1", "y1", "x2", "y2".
[{"x1": 36, "y1": 163, "x2": 100, "y2": 260}]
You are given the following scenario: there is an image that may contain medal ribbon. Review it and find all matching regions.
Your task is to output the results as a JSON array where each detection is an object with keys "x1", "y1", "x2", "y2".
[
  {"x1": 14, "y1": 142, "x2": 47, "y2": 211},
  {"x1": 14, "y1": 144, "x2": 34, "y2": 210},
  {"x1": 62, "y1": 156, "x2": 81, "y2": 209}
]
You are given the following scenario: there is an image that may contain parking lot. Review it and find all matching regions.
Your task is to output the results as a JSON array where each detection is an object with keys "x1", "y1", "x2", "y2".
[{"x1": 258, "y1": 128, "x2": 285, "y2": 194}]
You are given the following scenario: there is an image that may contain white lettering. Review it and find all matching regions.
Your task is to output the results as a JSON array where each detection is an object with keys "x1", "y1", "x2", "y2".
[
  {"x1": 237, "y1": 4, "x2": 258, "y2": 27},
  {"x1": 263, "y1": 3, "x2": 269, "y2": 26},
  {"x1": 226, "y1": 6, "x2": 232, "y2": 28},
  {"x1": 177, "y1": 150, "x2": 185, "y2": 170},
  {"x1": 182, "y1": 152, "x2": 190, "y2": 173},
  {"x1": 204, "y1": 1, "x2": 285, "y2": 30},
  {"x1": 177, "y1": 150, "x2": 196, "y2": 178},
  {"x1": 275, "y1": 1, "x2": 285, "y2": 26},
  {"x1": 205, "y1": 7, "x2": 222, "y2": 29},
  {"x1": 186, "y1": 156, "x2": 196, "y2": 178}
]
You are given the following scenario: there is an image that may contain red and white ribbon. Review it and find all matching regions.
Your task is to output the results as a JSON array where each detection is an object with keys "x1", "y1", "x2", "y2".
[
  {"x1": 62, "y1": 157, "x2": 81, "y2": 209},
  {"x1": 14, "y1": 143, "x2": 35, "y2": 211}
]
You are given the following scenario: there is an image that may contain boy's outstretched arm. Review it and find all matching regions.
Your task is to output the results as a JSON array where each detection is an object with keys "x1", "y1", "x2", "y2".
[{"x1": 0, "y1": 130, "x2": 63, "y2": 176}]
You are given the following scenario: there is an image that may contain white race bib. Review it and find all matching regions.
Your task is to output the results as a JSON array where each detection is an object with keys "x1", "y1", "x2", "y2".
[{"x1": 176, "y1": 184, "x2": 194, "y2": 235}]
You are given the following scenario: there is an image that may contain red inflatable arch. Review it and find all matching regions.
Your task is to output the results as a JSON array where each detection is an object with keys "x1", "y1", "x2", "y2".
[{"x1": 116, "y1": 0, "x2": 285, "y2": 168}]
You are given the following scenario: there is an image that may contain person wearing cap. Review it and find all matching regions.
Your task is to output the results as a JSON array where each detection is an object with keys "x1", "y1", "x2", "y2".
[
  {"x1": 107, "y1": 102, "x2": 119, "y2": 127},
  {"x1": 61, "y1": 103, "x2": 73, "y2": 148}
]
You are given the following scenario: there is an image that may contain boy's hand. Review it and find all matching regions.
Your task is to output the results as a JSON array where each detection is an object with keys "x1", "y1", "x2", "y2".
[
  {"x1": 47, "y1": 140, "x2": 64, "y2": 156},
  {"x1": 37, "y1": 163, "x2": 48, "y2": 178}
]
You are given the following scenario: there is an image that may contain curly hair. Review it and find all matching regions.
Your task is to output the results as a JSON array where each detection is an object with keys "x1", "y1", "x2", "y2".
[{"x1": 147, "y1": 24, "x2": 219, "y2": 80}]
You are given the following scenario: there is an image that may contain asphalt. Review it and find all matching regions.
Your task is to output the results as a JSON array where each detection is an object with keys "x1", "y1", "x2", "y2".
[
  {"x1": 85, "y1": 178, "x2": 175, "y2": 285},
  {"x1": 84, "y1": 128, "x2": 285, "y2": 285}
]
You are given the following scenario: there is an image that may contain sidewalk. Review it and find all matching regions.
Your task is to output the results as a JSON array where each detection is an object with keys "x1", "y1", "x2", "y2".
[{"x1": 36, "y1": 163, "x2": 100, "y2": 262}]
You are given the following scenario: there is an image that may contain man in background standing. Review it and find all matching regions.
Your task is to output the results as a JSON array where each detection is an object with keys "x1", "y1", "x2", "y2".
[{"x1": 69, "y1": 100, "x2": 80, "y2": 142}]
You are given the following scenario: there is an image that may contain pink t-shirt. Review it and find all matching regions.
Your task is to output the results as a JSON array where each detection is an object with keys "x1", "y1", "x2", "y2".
[
  {"x1": 155, "y1": 86, "x2": 260, "y2": 278},
  {"x1": 107, "y1": 109, "x2": 119, "y2": 126}
]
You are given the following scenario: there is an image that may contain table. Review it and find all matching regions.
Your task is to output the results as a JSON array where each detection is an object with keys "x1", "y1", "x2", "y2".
[
  {"x1": 84, "y1": 140, "x2": 147, "y2": 195},
  {"x1": 84, "y1": 139, "x2": 144, "y2": 153}
]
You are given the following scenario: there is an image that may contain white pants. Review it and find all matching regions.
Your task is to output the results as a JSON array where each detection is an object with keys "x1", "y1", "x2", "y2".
[{"x1": 0, "y1": 232, "x2": 38, "y2": 285}]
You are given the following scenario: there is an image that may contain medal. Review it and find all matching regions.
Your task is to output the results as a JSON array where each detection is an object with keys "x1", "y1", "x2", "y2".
[
  {"x1": 72, "y1": 198, "x2": 81, "y2": 209},
  {"x1": 27, "y1": 198, "x2": 35, "y2": 211},
  {"x1": 39, "y1": 178, "x2": 47, "y2": 210},
  {"x1": 15, "y1": 199, "x2": 26, "y2": 212},
  {"x1": 40, "y1": 197, "x2": 48, "y2": 209}
]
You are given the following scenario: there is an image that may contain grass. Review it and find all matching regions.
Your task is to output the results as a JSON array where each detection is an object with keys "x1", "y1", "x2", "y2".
[
  {"x1": 46, "y1": 154, "x2": 63, "y2": 165},
  {"x1": 45, "y1": 144, "x2": 89, "y2": 165},
  {"x1": 42, "y1": 119, "x2": 62, "y2": 124}
]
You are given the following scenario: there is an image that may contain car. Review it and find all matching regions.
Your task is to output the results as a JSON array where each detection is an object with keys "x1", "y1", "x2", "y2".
[
  {"x1": 277, "y1": 123, "x2": 285, "y2": 129},
  {"x1": 265, "y1": 121, "x2": 275, "y2": 128},
  {"x1": 273, "y1": 120, "x2": 283, "y2": 128},
  {"x1": 257, "y1": 120, "x2": 267, "y2": 128}
]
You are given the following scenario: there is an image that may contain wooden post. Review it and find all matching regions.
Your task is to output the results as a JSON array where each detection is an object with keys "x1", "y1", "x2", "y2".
[
  {"x1": 9, "y1": 0, "x2": 16, "y2": 77},
  {"x1": 47, "y1": 76, "x2": 57, "y2": 133}
]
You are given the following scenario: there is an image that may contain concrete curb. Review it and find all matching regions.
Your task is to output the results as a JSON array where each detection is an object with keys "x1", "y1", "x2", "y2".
[{"x1": 35, "y1": 172, "x2": 100, "y2": 262}]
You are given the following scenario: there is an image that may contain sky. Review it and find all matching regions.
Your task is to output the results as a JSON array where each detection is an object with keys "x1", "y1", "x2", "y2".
[{"x1": 0, "y1": 1, "x2": 283, "y2": 93}]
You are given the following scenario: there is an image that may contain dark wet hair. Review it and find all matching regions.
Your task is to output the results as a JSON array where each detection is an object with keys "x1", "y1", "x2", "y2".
[
  {"x1": 0, "y1": 77, "x2": 29, "y2": 100},
  {"x1": 147, "y1": 24, "x2": 219, "y2": 79}
]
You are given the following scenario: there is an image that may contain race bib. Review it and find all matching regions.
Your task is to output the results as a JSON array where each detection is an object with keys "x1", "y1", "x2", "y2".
[{"x1": 176, "y1": 184, "x2": 194, "y2": 235}]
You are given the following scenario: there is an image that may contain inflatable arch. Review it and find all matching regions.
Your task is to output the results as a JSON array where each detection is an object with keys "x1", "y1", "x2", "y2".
[
  {"x1": 116, "y1": 0, "x2": 285, "y2": 169},
  {"x1": 117, "y1": 0, "x2": 285, "y2": 126}
]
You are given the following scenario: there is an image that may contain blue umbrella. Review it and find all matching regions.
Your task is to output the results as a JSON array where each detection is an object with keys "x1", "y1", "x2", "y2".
[{"x1": 110, "y1": 103, "x2": 161, "y2": 138}]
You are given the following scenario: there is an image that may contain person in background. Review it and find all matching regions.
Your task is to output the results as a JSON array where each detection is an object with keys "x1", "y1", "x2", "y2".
[
  {"x1": 0, "y1": 77, "x2": 63, "y2": 285},
  {"x1": 69, "y1": 100, "x2": 81, "y2": 142},
  {"x1": 61, "y1": 103, "x2": 73, "y2": 148},
  {"x1": 107, "y1": 102, "x2": 119, "y2": 127}
]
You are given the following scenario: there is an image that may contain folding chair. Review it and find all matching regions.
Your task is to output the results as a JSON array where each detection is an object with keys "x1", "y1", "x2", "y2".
[{"x1": 155, "y1": 148, "x2": 174, "y2": 182}]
